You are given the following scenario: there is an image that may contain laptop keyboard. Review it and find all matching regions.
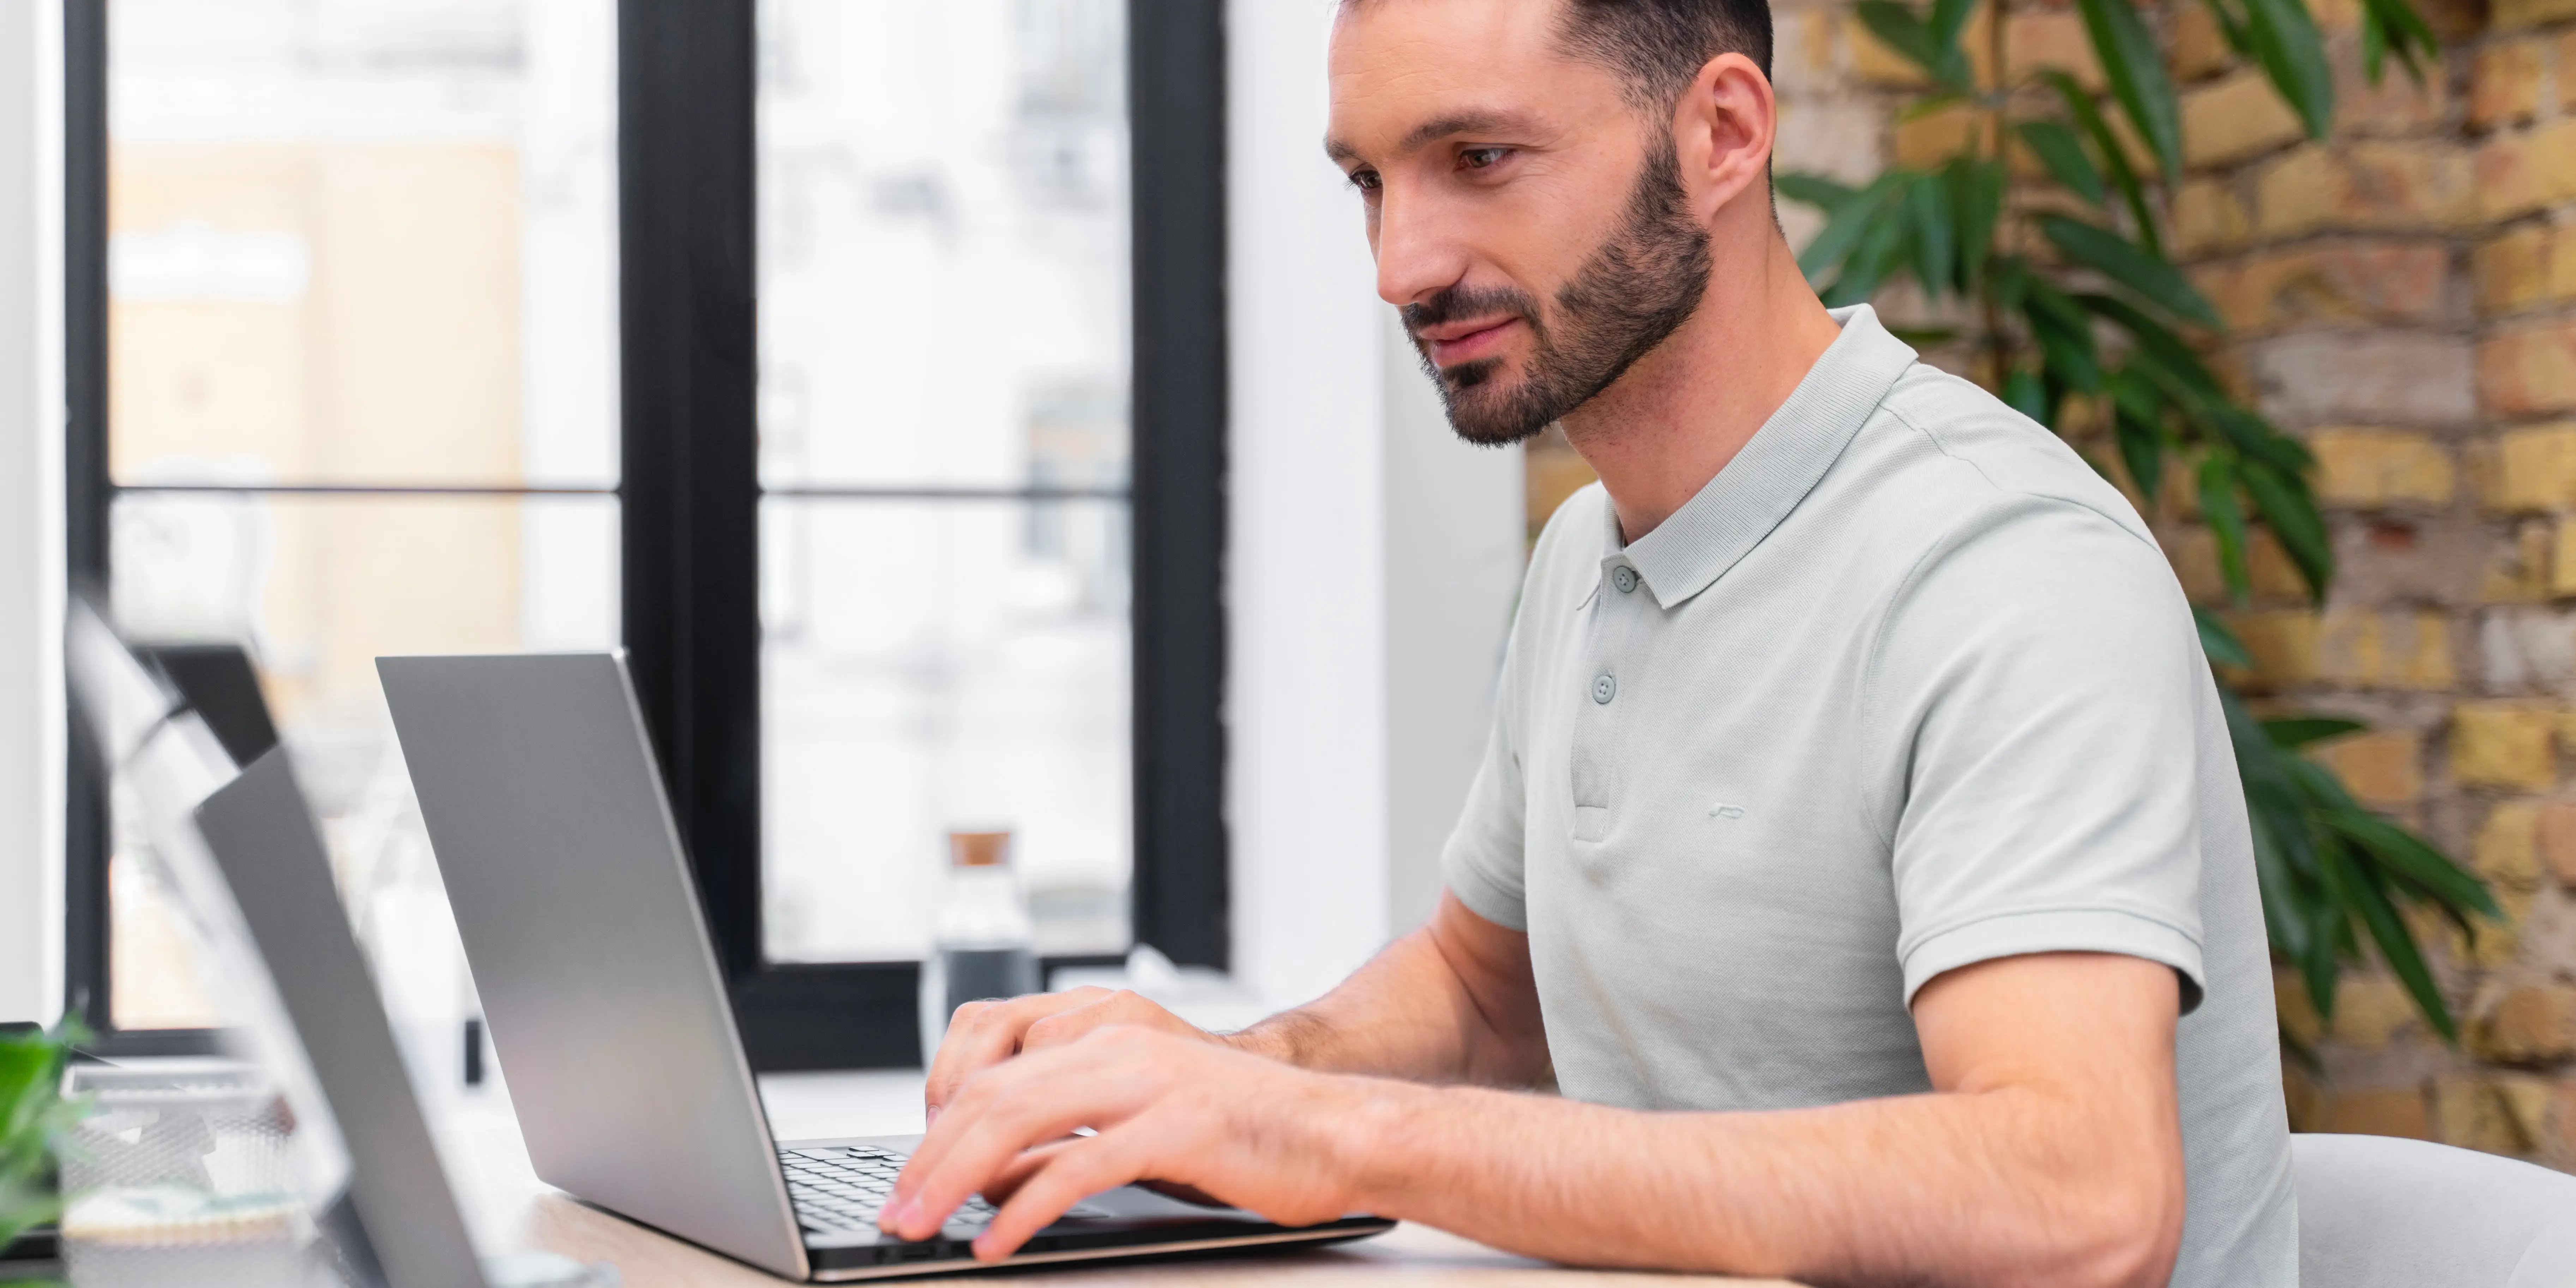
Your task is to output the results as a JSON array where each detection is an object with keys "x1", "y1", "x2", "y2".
[{"x1": 781, "y1": 1145, "x2": 1112, "y2": 1238}]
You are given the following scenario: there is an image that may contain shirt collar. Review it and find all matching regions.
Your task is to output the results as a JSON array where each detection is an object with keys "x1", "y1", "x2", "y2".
[{"x1": 1604, "y1": 303, "x2": 1918, "y2": 610}]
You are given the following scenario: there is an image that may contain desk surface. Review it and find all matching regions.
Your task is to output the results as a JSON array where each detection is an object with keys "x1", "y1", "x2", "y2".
[
  {"x1": 445, "y1": 1072, "x2": 1802, "y2": 1288},
  {"x1": 503, "y1": 1194, "x2": 1800, "y2": 1288}
]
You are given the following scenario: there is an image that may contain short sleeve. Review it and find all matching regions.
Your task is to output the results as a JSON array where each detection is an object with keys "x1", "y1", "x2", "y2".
[
  {"x1": 1868, "y1": 499, "x2": 2210, "y2": 1012},
  {"x1": 1441, "y1": 691, "x2": 1528, "y2": 932}
]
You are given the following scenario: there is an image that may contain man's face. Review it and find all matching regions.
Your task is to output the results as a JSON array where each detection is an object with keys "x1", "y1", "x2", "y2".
[{"x1": 1326, "y1": 0, "x2": 1713, "y2": 445}]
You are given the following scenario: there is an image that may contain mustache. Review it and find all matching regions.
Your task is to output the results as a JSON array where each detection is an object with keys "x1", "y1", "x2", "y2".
[{"x1": 1400, "y1": 284, "x2": 1541, "y2": 340}]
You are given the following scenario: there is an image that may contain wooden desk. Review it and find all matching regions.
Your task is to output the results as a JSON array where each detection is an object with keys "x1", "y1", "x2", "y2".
[
  {"x1": 445, "y1": 1073, "x2": 1801, "y2": 1288},
  {"x1": 504, "y1": 1194, "x2": 1800, "y2": 1288}
]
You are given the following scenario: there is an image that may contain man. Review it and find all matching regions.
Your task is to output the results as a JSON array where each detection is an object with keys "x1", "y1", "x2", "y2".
[{"x1": 879, "y1": 1, "x2": 2293, "y2": 1284}]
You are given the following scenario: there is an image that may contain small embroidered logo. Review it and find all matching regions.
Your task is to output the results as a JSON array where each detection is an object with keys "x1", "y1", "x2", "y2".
[{"x1": 1710, "y1": 803, "x2": 1746, "y2": 819}]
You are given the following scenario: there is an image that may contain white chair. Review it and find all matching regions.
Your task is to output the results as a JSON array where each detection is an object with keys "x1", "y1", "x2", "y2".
[{"x1": 2293, "y1": 1132, "x2": 2576, "y2": 1288}]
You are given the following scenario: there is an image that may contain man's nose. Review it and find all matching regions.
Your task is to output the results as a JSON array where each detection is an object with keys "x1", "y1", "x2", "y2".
[{"x1": 1371, "y1": 186, "x2": 1469, "y2": 311}]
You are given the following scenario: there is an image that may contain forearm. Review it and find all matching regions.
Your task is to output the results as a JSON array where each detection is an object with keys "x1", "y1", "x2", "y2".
[
  {"x1": 1331, "y1": 1079, "x2": 2181, "y2": 1288},
  {"x1": 1227, "y1": 919, "x2": 1547, "y2": 1088}
]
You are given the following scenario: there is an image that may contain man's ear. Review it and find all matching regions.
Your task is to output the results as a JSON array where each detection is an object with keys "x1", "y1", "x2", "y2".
[{"x1": 1668, "y1": 52, "x2": 1776, "y2": 227}]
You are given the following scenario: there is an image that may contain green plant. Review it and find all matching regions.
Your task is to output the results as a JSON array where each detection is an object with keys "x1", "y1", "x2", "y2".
[
  {"x1": 0, "y1": 1018, "x2": 86, "y2": 1255},
  {"x1": 1781, "y1": 0, "x2": 2492, "y2": 1044}
]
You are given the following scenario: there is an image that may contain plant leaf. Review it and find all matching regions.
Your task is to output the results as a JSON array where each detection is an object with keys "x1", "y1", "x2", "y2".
[
  {"x1": 2039, "y1": 215, "x2": 2223, "y2": 330},
  {"x1": 2326, "y1": 845, "x2": 2458, "y2": 1041},
  {"x1": 1927, "y1": 0, "x2": 1980, "y2": 78},
  {"x1": 2200, "y1": 455, "x2": 2251, "y2": 599},
  {"x1": 1906, "y1": 176, "x2": 1955, "y2": 299},
  {"x1": 2265, "y1": 716, "x2": 2365, "y2": 748},
  {"x1": 2239, "y1": 457, "x2": 2333, "y2": 600},
  {"x1": 2074, "y1": 0, "x2": 2184, "y2": 184},
  {"x1": 2325, "y1": 810, "x2": 2504, "y2": 920},
  {"x1": 2197, "y1": 607, "x2": 2255, "y2": 669},
  {"x1": 2242, "y1": 0, "x2": 2336, "y2": 138},
  {"x1": 1776, "y1": 171, "x2": 1861, "y2": 212},
  {"x1": 2360, "y1": 0, "x2": 2439, "y2": 86},
  {"x1": 1797, "y1": 171, "x2": 1905, "y2": 283},
  {"x1": 2015, "y1": 120, "x2": 2107, "y2": 207},
  {"x1": 2023, "y1": 279, "x2": 2103, "y2": 393},
  {"x1": 1825, "y1": 200, "x2": 1914, "y2": 306},
  {"x1": 2115, "y1": 405, "x2": 2165, "y2": 504},
  {"x1": 1855, "y1": 0, "x2": 1954, "y2": 84},
  {"x1": 2197, "y1": 0, "x2": 2255, "y2": 55},
  {"x1": 2041, "y1": 70, "x2": 2164, "y2": 256},
  {"x1": 2081, "y1": 293, "x2": 2227, "y2": 399},
  {"x1": 2001, "y1": 366, "x2": 2050, "y2": 424},
  {"x1": 1946, "y1": 157, "x2": 2005, "y2": 292}
]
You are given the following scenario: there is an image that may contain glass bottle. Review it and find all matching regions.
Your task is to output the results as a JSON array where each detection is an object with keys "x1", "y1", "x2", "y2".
[{"x1": 917, "y1": 830, "x2": 1040, "y2": 1064}]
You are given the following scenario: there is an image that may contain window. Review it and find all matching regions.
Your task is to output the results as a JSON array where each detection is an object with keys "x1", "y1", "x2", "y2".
[
  {"x1": 65, "y1": 0, "x2": 1226, "y2": 1071},
  {"x1": 65, "y1": 0, "x2": 620, "y2": 1068}
]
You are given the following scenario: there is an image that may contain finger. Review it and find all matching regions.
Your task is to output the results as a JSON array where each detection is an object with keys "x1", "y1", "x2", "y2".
[
  {"x1": 976, "y1": 1137, "x2": 1081, "y2": 1207},
  {"x1": 924, "y1": 988, "x2": 1111, "y2": 1114},
  {"x1": 886, "y1": 1042, "x2": 1158, "y2": 1240},
  {"x1": 972, "y1": 1132, "x2": 1154, "y2": 1261}
]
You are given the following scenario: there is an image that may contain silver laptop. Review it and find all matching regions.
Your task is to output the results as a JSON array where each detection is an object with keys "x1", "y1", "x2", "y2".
[{"x1": 377, "y1": 652, "x2": 1391, "y2": 1281}]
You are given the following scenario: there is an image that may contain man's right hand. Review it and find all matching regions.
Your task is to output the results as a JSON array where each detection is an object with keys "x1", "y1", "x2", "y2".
[{"x1": 924, "y1": 987, "x2": 1240, "y2": 1123}]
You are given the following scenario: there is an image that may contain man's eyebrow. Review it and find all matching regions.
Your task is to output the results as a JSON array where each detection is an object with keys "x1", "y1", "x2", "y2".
[{"x1": 1322, "y1": 108, "x2": 1541, "y2": 165}]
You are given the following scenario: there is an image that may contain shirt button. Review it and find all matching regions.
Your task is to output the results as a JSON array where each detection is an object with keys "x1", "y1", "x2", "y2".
[
  {"x1": 1611, "y1": 566, "x2": 1638, "y2": 594},
  {"x1": 1591, "y1": 674, "x2": 1616, "y2": 704}
]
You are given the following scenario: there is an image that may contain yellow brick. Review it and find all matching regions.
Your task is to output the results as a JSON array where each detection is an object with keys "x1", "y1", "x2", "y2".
[
  {"x1": 2428, "y1": 887, "x2": 2534, "y2": 969},
  {"x1": 2435, "y1": 1076, "x2": 2533, "y2": 1155},
  {"x1": 2478, "y1": 120, "x2": 2576, "y2": 219},
  {"x1": 2551, "y1": 522, "x2": 2576, "y2": 598},
  {"x1": 2471, "y1": 39, "x2": 2545, "y2": 130},
  {"x1": 2485, "y1": 424, "x2": 2576, "y2": 512},
  {"x1": 2318, "y1": 610, "x2": 2453, "y2": 690},
  {"x1": 2475, "y1": 800, "x2": 2544, "y2": 889},
  {"x1": 2276, "y1": 968, "x2": 2325, "y2": 1045},
  {"x1": 2249, "y1": 530, "x2": 2310, "y2": 601},
  {"x1": 2330, "y1": 975, "x2": 2421, "y2": 1048},
  {"x1": 2481, "y1": 321, "x2": 2576, "y2": 419},
  {"x1": 2475, "y1": 225, "x2": 2550, "y2": 316},
  {"x1": 1894, "y1": 104, "x2": 1980, "y2": 170},
  {"x1": 2256, "y1": 142, "x2": 2478, "y2": 237},
  {"x1": 2562, "y1": 31, "x2": 2576, "y2": 114},
  {"x1": 2184, "y1": 70, "x2": 2307, "y2": 169},
  {"x1": 1999, "y1": 11, "x2": 2101, "y2": 93},
  {"x1": 2538, "y1": 800, "x2": 2576, "y2": 887},
  {"x1": 2173, "y1": 180, "x2": 2251, "y2": 256},
  {"x1": 2314, "y1": 729, "x2": 2424, "y2": 806},
  {"x1": 2169, "y1": 4, "x2": 2233, "y2": 81},
  {"x1": 2325, "y1": 1086, "x2": 2433, "y2": 1139},
  {"x1": 2452, "y1": 704, "x2": 2559, "y2": 791},
  {"x1": 2232, "y1": 610, "x2": 2320, "y2": 687},
  {"x1": 2310, "y1": 429, "x2": 2456, "y2": 508},
  {"x1": 2494, "y1": 0, "x2": 2576, "y2": 29},
  {"x1": 2469, "y1": 985, "x2": 2576, "y2": 1064},
  {"x1": 2485, "y1": 522, "x2": 2553, "y2": 603}
]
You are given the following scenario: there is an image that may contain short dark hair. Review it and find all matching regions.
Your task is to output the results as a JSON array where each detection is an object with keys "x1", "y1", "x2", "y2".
[{"x1": 1553, "y1": 0, "x2": 1774, "y2": 109}]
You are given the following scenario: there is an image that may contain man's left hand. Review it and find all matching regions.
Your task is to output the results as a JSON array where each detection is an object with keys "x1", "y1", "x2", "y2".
[{"x1": 879, "y1": 1026, "x2": 1376, "y2": 1260}]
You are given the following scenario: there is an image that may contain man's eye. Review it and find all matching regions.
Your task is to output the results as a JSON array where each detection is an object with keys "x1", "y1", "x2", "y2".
[
  {"x1": 1347, "y1": 168, "x2": 1382, "y2": 193},
  {"x1": 1458, "y1": 147, "x2": 1510, "y2": 170}
]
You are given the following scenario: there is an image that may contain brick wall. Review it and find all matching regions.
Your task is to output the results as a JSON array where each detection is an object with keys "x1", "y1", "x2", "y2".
[{"x1": 1520, "y1": 0, "x2": 2576, "y2": 1166}]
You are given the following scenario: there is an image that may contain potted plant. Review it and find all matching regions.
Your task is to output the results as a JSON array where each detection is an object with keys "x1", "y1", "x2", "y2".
[{"x1": 0, "y1": 1018, "x2": 86, "y2": 1283}]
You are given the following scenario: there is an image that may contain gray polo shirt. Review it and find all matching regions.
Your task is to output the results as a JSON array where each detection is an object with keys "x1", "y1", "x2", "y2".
[{"x1": 1444, "y1": 305, "x2": 2294, "y2": 1286}]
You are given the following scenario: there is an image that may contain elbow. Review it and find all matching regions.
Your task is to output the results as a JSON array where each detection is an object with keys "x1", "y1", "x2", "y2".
[{"x1": 2058, "y1": 1162, "x2": 2184, "y2": 1288}]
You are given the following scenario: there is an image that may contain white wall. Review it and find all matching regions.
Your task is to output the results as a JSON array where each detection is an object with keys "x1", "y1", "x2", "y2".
[
  {"x1": 0, "y1": 1, "x2": 62, "y2": 1027},
  {"x1": 1225, "y1": 0, "x2": 1524, "y2": 1009}
]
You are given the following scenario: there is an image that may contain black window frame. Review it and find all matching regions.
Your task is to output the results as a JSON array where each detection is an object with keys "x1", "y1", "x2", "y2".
[{"x1": 61, "y1": 0, "x2": 1230, "y2": 1071}]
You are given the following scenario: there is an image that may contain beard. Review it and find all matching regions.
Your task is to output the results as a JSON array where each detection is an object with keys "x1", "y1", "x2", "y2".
[{"x1": 1401, "y1": 136, "x2": 1715, "y2": 447}]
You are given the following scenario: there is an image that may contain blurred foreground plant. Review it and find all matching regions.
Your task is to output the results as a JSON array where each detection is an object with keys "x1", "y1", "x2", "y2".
[{"x1": 1, "y1": 1017, "x2": 87, "y2": 1254}]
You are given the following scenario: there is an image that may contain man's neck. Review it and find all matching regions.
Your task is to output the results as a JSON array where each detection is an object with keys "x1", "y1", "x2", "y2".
[{"x1": 1560, "y1": 230, "x2": 1844, "y2": 545}]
